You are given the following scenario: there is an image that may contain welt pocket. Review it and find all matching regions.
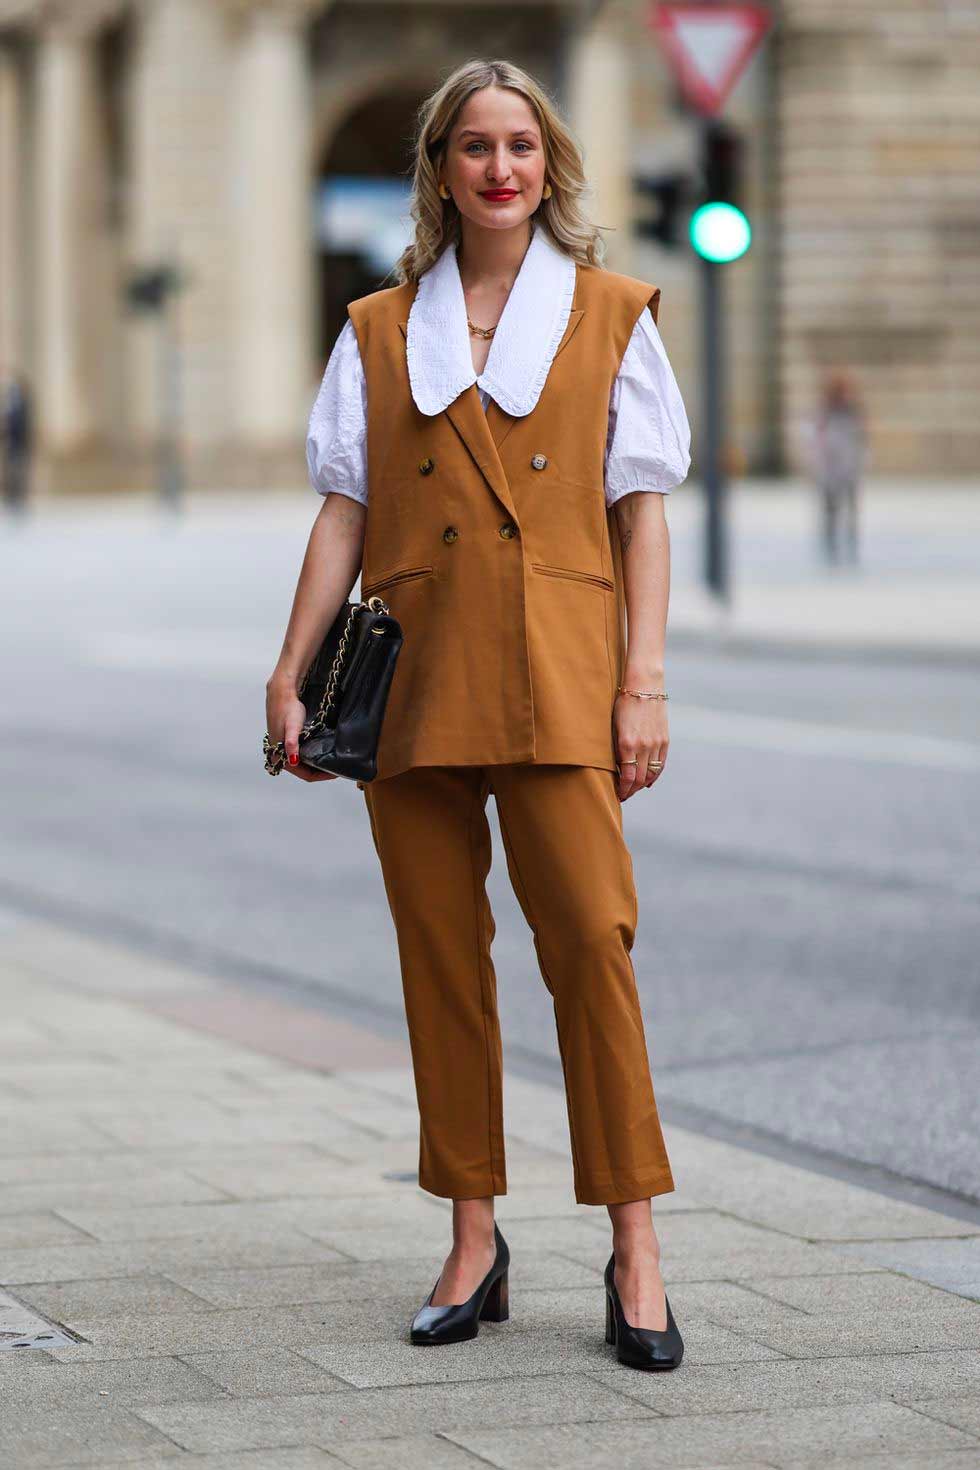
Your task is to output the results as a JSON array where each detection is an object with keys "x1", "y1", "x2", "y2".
[
  {"x1": 360, "y1": 563, "x2": 434, "y2": 597},
  {"x1": 530, "y1": 561, "x2": 615, "y2": 592}
]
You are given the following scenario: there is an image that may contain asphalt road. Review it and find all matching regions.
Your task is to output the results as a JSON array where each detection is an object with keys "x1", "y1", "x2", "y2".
[{"x1": 3, "y1": 493, "x2": 979, "y2": 1210}]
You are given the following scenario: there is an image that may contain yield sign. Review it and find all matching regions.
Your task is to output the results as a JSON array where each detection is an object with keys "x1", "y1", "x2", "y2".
[{"x1": 650, "y1": 3, "x2": 773, "y2": 116}]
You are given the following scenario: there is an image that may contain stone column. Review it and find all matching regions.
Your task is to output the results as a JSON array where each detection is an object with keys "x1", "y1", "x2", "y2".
[
  {"x1": 230, "y1": 0, "x2": 319, "y2": 451},
  {"x1": 0, "y1": 41, "x2": 24, "y2": 374},
  {"x1": 33, "y1": 1, "x2": 122, "y2": 451},
  {"x1": 566, "y1": 14, "x2": 632, "y2": 271}
]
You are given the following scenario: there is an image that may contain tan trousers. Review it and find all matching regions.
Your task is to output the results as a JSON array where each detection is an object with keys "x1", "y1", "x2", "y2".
[{"x1": 361, "y1": 763, "x2": 675, "y2": 1206}]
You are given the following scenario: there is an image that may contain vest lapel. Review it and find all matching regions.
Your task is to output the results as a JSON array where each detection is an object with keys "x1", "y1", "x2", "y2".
[
  {"x1": 396, "y1": 320, "x2": 517, "y2": 522},
  {"x1": 395, "y1": 304, "x2": 586, "y2": 523},
  {"x1": 444, "y1": 384, "x2": 519, "y2": 523}
]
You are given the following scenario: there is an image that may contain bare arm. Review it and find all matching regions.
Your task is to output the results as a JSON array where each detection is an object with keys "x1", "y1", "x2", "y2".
[
  {"x1": 265, "y1": 492, "x2": 367, "y2": 782},
  {"x1": 611, "y1": 491, "x2": 670, "y2": 803}
]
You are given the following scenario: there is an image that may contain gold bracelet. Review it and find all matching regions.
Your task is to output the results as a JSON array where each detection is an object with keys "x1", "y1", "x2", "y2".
[{"x1": 618, "y1": 685, "x2": 669, "y2": 700}]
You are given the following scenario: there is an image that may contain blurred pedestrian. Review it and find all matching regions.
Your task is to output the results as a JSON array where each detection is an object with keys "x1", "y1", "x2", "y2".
[
  {"x1": 1, "y1": 365, "x2": 33, "y2": 516},
  {"x1": 808, "y1": 368, "x2": 868, "y2": 565}
]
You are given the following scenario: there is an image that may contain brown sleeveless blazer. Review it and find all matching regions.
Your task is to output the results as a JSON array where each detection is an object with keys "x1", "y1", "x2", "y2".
[{"x1": 347, "y1": 259, "x2": 661, "y2": 783}]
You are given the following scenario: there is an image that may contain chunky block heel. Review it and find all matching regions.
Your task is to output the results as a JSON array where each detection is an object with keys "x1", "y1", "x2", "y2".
[
  {"x1": 603, "y1": 1252, "x2": 684, "y2": 1371},
  {"x1": 480, "y1": 1268, "x2": 509, "y2": 1322},
  {"x1": 410, "y1": 1222, "x2": 511, "y2": 1345}
]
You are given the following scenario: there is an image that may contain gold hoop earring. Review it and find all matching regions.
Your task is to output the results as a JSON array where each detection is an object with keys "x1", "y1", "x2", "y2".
[
  {"x1": 542, "y1": 182, "x2": 552, "y2": 200},
  {"x1": 438, "y1": 183, "x2": 452, "y2": 201}
]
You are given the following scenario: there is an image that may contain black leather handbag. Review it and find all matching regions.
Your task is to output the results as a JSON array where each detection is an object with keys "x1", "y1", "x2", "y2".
[{"x1": 263, "y1": 595, "x2": 403, "y2": 783}]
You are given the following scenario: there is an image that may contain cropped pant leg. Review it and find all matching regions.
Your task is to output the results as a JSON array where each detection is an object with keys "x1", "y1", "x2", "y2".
[
  {"x1": 362, "y1": 764, "x2": 506, "y2": 1200},
  {"x1": 491, "y1": 763, "x2": 675, "y2": 1204},
  {"x1": 362, "y1": 762, "x2": 675, "y2": 1206}
]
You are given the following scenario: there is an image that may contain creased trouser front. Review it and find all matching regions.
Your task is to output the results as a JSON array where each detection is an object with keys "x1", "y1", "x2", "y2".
[{"x1": 362, "y1": 762, "x2": 675, "y2": 1206}]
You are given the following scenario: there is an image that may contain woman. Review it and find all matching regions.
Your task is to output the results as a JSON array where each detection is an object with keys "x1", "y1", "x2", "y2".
[
  {"x1": 265, "y1": 60, "x2": 691, "y2": 1372},
  {"x1": 808, "y1": 368, "x2": 868, "y2": 565}
]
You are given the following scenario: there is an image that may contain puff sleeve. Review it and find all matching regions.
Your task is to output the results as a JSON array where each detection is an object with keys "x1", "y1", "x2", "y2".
[
  {"x1": 604, "y1": 307, "x2": 692, "y2": 508},
  {"x1": 305, "y1": 318, "x2": 369, "y2": 506}
]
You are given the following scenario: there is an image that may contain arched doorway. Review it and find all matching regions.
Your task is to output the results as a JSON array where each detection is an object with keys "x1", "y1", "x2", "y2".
[{"x1": 313, "y1": 89, "x2": 423, "y2": 374}]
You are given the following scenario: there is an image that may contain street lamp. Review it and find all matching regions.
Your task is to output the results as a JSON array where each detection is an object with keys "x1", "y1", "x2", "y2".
[{"x1": 124, "y1": 260, "x2": 188, "y2": 511}]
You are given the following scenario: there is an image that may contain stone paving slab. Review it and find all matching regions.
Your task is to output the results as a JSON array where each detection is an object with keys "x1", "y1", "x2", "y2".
[
  {"x1": 16, "y1": 1274, "x2": 217, "y2": 1320},
  {"x1": 298, "y1": 1308, "x2": 782, "y2": 1390},
  {"x1": 591, "y1": 1349, "x2": 980, "y2": 1414},
  {"x1": 0, "y1": 1212, "x2": 92, "y2": 1249},
  {"x1": 180, "y1": 1347, "x2": 347, "y2": 1398},
  {"x1": 0, "y1": 1403, "x2": 181, "y2": 1468},
  {"x1": 53, "y1": 1190, "x2": 447, "y2": 1245},
  {"x1": 727, "y1": 1270, "x2": 977, "y2": 1317},
  {"x1": 167, "y1": 1250, "x2": 600, "y2": 1311},
  {"x1": 0, "y1": 1170, "x2": 231, "y2": 1217},
  {"x1": 904, "y1": 1397, "x2": 980, "y2": 1436},
  {"x1": 172, "y1": 1151, "x2": 418, "y2": 1202},
  {"x1": 72, "y1": 1104, "x2": 376, "y2": 1153},
  {"x1": 2, "y1": 940, "x2": 980, "y2": 1468},
  {"x1": 0, "y1": 1117, "x2": 118, "y2": 1157},
  {"x1": 135, "y1": 1375, "x2": 657, "y2": 1454},
  {"x1": 662, "y1": 1276, "x2": 980, "y2": 1336},
  {"x1": 95, "y1": 1455, "x2": 342, "y2": 1470},
  {"x1": 719, "y1": 1306, "x2": 980, "y2": 1360},
  {"x1": 444, "y1": 1402, "x2": 980, "y2": 1469},
  {"x1": 530, "y1": 1210, "x2": 881, "y2": 1282},
  {"x1": 673, "y1": 1133, "x2": 980, "y2": 1242},
  {"x1": 0, "y1": 1142, "x2": 320, "y2": 1190},
  {"x1": 778, "y1": 1455, "x2": 980, "y2": 1470},
  {"x1": 330, "y1": 1436, "x2": 532, "y2": 1469},
  {"x1": 0, "y1": 1352, "x2": 225, "y2": 1408},
  {"x1": 304, "y1": 1214, "x2": 614, "y2": 1264},
  {"x1": 833, "y1": 1237, "x2": 980, "y2": 1301},
  {"x1": 0, "y1": 1230, "x2": 346, "y2": 1286},
  {"x1": 44, "y1": 1296, "x2": 446, "y2": 1362}
]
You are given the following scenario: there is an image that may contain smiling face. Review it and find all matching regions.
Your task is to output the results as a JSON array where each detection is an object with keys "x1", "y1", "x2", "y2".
[{"x1": 439, "y1": 85, "x2": 547, "y2": 231}]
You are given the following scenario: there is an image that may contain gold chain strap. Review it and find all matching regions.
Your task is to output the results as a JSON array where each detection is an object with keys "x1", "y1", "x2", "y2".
[{"x1": 263, "y1": 596, "x2": 388, "y2": 776}]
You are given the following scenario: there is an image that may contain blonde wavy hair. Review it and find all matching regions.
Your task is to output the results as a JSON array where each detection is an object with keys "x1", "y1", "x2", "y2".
[{"x1": 389, "y1": 59, "x2": 605, "y2": 286}]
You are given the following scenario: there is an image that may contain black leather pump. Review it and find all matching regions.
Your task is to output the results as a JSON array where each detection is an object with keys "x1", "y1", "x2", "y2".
[
  {"x1": 604, "y1": 1252, "x2": 684, "y2": 1370},
  {"x1": 410, "y1": 1222, "x2": 510, "y2": 1345}
]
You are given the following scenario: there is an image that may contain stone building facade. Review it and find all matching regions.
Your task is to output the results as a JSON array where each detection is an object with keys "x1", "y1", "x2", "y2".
[{"x1": 0, "y1": 0, "x2": 977, "y2": 494}]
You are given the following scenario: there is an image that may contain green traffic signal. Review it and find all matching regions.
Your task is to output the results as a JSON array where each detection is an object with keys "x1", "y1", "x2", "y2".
[{"x1": 689, "y1": 202, "x2": 751, "y2": 263}]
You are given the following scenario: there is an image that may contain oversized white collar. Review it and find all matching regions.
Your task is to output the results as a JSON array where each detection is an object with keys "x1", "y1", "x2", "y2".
[{"x1": 405, "y1": 223, "x2": 577, "y2": 418}]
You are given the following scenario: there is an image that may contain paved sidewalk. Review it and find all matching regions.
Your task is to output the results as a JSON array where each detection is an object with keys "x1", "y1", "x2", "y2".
[
  {"x1": 2, "y1": 914, "x2": 980, "y2": 1468},
  {"x1": 664, "y1": 479, "x2": 980, "y2": 663}
]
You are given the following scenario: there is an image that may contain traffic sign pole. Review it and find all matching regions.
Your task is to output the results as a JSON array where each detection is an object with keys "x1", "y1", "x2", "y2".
[
  {"x1": 701, "y1": 233, "x2": 727, "y2": 599},
  {"x1": 649, "y1": 2, "x2": 772, "y2": 605}
]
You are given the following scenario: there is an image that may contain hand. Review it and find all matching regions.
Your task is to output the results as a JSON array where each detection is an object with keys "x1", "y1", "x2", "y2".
[
  {"x1": 613, "y1": 692, "x2": 668, "y2": 803},
  {"x1": 265, "y1": 674, "x2": 339, "y2": 783}
]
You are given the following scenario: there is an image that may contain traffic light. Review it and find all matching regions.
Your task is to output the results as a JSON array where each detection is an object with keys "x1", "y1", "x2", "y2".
[
  {"x1": 690, "y1": 120, "x2": 751, "y2": 264},
  {"x1": 633, "y1": 171, "x2": 692, "y2": 250}
]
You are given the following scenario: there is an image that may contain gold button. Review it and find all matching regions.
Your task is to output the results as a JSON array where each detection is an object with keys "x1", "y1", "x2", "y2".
[
  {"x1": 531, "y1": 453, "x2": 548, "y2": 470},
  {"x1": 419, "y1": 457, "x2": 435, "y2": 475},
  {"x1": 443, "y1": 525, "x2": 459, "y2": 543},
  {"x1": 499, "y1": 522, "x2": 518, "y2": 539}
]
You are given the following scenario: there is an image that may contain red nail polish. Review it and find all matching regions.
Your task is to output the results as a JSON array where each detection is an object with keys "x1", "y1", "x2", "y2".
[{"x1": 288, "y1": 752, "x2": 299, "y2": 765}]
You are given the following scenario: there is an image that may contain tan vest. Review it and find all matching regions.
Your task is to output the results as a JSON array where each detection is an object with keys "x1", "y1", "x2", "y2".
[{"x1": 348, "y1": 261, "x2": 661, "y2": 782}]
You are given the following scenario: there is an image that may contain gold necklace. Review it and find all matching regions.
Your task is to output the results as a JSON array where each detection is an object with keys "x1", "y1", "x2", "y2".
[{"x1": 467, "y1": 317, "x2": 497, "y2": 340}]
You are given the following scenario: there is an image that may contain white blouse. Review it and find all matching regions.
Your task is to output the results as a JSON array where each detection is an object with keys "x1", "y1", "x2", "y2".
[{"x1": 307, "y1": 223, "x2": 691, "y2": 510}]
